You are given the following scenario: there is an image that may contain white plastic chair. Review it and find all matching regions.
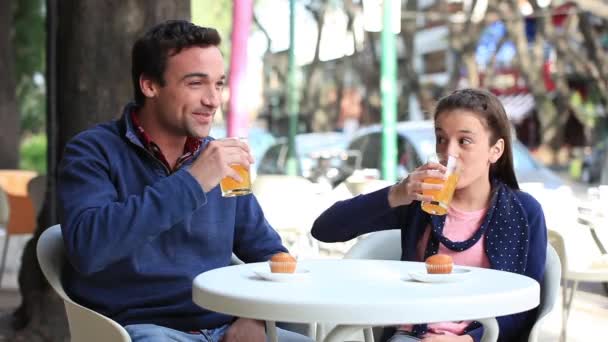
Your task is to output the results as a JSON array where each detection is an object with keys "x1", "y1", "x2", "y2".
[
  {"x1": 528, "y1": 239, "x2": 561, "y2": 342},
  {"x1": 549, "y1": 228, "x2": 608, "y2": 341},
  {"x1": 0, "y1": 187, "x2": 8, "y2": 236},
  {"x1": 341, "y1": 229, "x2": 556, "y2": 342},
  {"x1": 252, "y1": 175, "x2": 321, "y2": 257},
  {"x1": 27, "y1": 175, "x2": 47, "y2": 217},
  {"x1": 37, "y1": 225, "x2": 131, "y2": 341},
  {"x1": 0, "y1": 188, "x2": 8, "y2": 284},
  {"x1": 0, "y1": 171, "x2": 39, "y2": 287}
]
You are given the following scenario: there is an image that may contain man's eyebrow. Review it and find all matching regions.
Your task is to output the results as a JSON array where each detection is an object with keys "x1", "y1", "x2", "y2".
[
  {"x1": 181, "y1": 73, "x2": 226, "y2": 81},
  {"x1": 181, "y1": 73, "x2": 208, "y2": 80}
]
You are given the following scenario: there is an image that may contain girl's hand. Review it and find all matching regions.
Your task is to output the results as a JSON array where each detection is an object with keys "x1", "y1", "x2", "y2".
[
  {"x1": 387, "y1": 162, "x2": 447, "y2": 208},
  {"x1": 421, "y1": 335, "x2": 473, "y2": 342}
]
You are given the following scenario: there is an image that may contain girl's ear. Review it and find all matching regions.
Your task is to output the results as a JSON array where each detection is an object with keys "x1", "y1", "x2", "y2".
[{"x1": 489, "y1": 138, "x2": 505, "y2": 164}]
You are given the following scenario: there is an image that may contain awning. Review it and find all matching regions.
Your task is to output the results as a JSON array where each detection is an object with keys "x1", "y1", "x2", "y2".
[{"x1": 499, "y1": 94, "x2": 535, "y2": 124}]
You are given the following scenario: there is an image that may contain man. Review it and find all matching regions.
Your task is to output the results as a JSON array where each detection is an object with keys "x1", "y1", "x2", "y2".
[{"x1": 58, "y1": 20, "x2": 310, "y2": 342}]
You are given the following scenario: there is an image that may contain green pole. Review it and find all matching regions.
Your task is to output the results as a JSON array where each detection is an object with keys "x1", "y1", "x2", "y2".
[
  {"x1": 286, "y1": 0, "x2": 299, "y2": 176},
  {"x1": 381, "y1": 0, "x2": 398, "y2": 182}
]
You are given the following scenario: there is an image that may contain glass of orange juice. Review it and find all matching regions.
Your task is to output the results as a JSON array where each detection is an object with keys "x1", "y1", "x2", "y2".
[
  {"x1": 421, "y1": 154, "x2": 461, "y2": 215},
  {"x1": 220, "y1": 137, "x2": 252, "y2": 197}
]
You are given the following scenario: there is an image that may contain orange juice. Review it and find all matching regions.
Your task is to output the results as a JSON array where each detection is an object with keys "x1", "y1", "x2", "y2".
[
  {"x1": 421, "y1": 173, "x2": 459, "y2": 215},
  {"x1": 220, "y1": 164, "x2": 251, "y2": 197}
]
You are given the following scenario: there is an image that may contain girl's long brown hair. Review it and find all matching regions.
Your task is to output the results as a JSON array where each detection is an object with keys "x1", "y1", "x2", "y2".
[{"x1": 434, "y1": 88, "x2": 519, "y2": 190}]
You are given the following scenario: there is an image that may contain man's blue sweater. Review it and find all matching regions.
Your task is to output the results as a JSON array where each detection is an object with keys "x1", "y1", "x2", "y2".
[{"x1": 58, "y1": 108, "x2": 287, "y2": 331}]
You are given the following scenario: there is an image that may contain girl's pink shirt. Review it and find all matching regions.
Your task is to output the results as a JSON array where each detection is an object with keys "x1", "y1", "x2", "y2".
[{"x1": 400, "y1": 205, "x2": 490, "y2": 337}]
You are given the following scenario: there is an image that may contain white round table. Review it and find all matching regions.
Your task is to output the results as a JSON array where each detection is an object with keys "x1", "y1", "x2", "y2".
[{"x1": 193, "y1": 259, "x2": 539, "y2": 342}]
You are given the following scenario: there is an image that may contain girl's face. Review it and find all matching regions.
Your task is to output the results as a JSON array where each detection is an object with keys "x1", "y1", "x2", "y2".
[{"x1": 434, "y1": 109, "x2": 504, "y2": 190}]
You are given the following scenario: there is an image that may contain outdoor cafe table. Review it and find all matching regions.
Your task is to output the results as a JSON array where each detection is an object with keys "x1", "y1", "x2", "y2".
[{"x1": 192, "y1": 259, "x2": 540, "y2": 342}]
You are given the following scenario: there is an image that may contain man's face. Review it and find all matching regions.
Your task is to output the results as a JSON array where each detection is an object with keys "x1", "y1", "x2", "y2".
[{"x1": 152, "y1": 46, "x2": 225, "y2": 138}]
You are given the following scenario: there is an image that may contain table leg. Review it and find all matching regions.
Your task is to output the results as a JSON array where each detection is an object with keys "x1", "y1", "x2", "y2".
[
  {"x1": 316, "y1": 323, "x2": 325, "y2": 341},
  {"x1": 363, "y1": 327, "x2": 375, "y2": 342},
  {"x1": 323, "y1": 325, "x2": 371, "y2": 342},
  {"x1": 307, "y1": 323, "x2": 317, "y2": 340},
  {"x1": 266, "y1": 321, "x2": 278, "y2": 342},
  {"x1": 478, "y1": 318, "x2": 499, "y2": 342}
]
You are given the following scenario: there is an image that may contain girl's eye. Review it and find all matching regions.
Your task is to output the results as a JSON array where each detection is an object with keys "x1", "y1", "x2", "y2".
[
  {"x1": 460, "y1": 138, "x2": 472, "y2": 145},
  {"x1": 189, "y1": 81, "x2": 202, "y2": 86}
]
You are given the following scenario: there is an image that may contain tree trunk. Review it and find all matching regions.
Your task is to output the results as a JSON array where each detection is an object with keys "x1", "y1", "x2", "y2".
[
  {"x1": 11, "y1": 1, "x2": 190, "y2": 340},
  {"x1": 0, "y1": 0, "x2": 21, "y2": 169},
  {"x1": 499, "y1": 0, "x2": 562, "y2": 153},
  {"x1": 304, "y1": 2, "x2": 327, "y2": 132}
]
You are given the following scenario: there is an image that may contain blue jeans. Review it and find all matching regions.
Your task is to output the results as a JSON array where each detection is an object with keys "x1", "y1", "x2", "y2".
[
  {"x1": 125, "y1": 323, "x2": 313, "y2": 342},
  {"x1": 386, "y1": 330, "x2": 421, "y2": 342}
]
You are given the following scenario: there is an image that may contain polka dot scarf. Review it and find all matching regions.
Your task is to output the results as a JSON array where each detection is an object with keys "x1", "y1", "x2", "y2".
[{"x1": 413, "y1": 181, "x2": 531, "y2": 337}]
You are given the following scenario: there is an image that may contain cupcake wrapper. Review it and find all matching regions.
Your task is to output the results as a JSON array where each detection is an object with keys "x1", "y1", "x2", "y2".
[
  {"x1": 425, "y1": 263, "x2": 453, "y2": 274},
  {"x1": 269, "y1": 261, "x2": 297, "y2": 273}
]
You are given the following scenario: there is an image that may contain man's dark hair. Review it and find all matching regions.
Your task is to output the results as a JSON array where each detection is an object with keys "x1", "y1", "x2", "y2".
[{"x1": 131, "y1": 20, "x2": 221, "y2": 105}]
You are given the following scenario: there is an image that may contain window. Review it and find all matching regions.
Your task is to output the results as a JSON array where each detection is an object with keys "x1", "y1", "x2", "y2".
[
  {"x1": 398, "y1": 136, "x2": 423, "y2": 173},
  {"x1": 346, "y1": 135, "x2": 368, "y2": 169},
  {"x1": 362, "y1": 133, "x2": 382, "y2": 170},
  {"x1": 258, "y1": 144, "x2": 285, "y2": 175}
]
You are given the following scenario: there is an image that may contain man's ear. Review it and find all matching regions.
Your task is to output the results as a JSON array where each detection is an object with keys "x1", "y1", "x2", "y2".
[
  {"x1": 489, "y1": 138, "x2": 505, "y2": 164},
  {"x1": 139, "y1": 75, "x2": 159, "y2": 99}
]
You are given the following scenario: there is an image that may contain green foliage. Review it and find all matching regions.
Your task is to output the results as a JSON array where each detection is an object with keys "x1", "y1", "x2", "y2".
[
  {"x1": 13, "y1": 0, "x2": 45, "y2": 77},
  {"x1": 20, "y1": 133, "x2": 47, "y2": 174},
  {"x1": 191, "y1": 0, "x2": 234, "y2": 60},
  {"x1": 17, "y1": 75, "x2": 46, "y2": 133},
  {"x1": 13, "y1": 0, "x2": 46, "y2": 134}
]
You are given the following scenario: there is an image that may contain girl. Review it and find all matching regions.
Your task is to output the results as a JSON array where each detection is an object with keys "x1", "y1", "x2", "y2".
[{"x1": 311, "y1": 89, "x2": 547, "y2": 342}]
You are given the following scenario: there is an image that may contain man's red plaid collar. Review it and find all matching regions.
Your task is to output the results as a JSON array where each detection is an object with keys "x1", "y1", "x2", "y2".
[{"x1": 130, "y1": 110, "x2": 201, "y2": 172}]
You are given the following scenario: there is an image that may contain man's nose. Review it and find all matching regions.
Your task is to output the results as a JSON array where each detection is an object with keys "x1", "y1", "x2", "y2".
[{"x1": 202, "y1": 88, "x2": 221, "y2": 107}]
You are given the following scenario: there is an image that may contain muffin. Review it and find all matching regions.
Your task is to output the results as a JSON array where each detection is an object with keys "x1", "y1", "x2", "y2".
[
  {"x1": 425, "y1": 254, "x2": 453, "y2": 274},
  {"x1": 269, "y1": 252, "x2": 297, "y2": 273}
]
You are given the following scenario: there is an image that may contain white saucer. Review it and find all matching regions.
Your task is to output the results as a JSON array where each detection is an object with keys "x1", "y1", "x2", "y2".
[
  {"x1": 253, "y1": 268, "x2": 311, "y2": 282},
  {"x1": 408, "y1": 268, "x2": 471, "y2": 283}
]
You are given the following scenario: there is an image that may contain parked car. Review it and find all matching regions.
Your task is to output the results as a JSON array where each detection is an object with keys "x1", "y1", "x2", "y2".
[
  {"x1": 340, "y1": 120, "x2": 565, "y2": 189},
  {"x1": 603, "y1": 156, "x2": 608, "y2": 185},
  {"x1": 581, "y1": 137, "x2": 608, "y2": 184},
  {"x1": 257, "y1": 132, "x2": 350, "y2": 187}
]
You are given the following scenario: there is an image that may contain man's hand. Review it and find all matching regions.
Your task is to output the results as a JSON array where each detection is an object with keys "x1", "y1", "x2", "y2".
[
  {"x1": 421, "y1": 334, "x2": 473, "y2": 342},
  {"x1": 220, "y1": 318, "x2": 266, "y2": 342},
  {"x1": 189, "y1": 138, "x2": 254, "y2": 192}
]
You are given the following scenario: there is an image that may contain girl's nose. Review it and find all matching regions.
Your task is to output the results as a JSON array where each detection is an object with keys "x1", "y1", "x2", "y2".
[{"x1": 446, "y1": 141, "x2": 460, "y2": 158}]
